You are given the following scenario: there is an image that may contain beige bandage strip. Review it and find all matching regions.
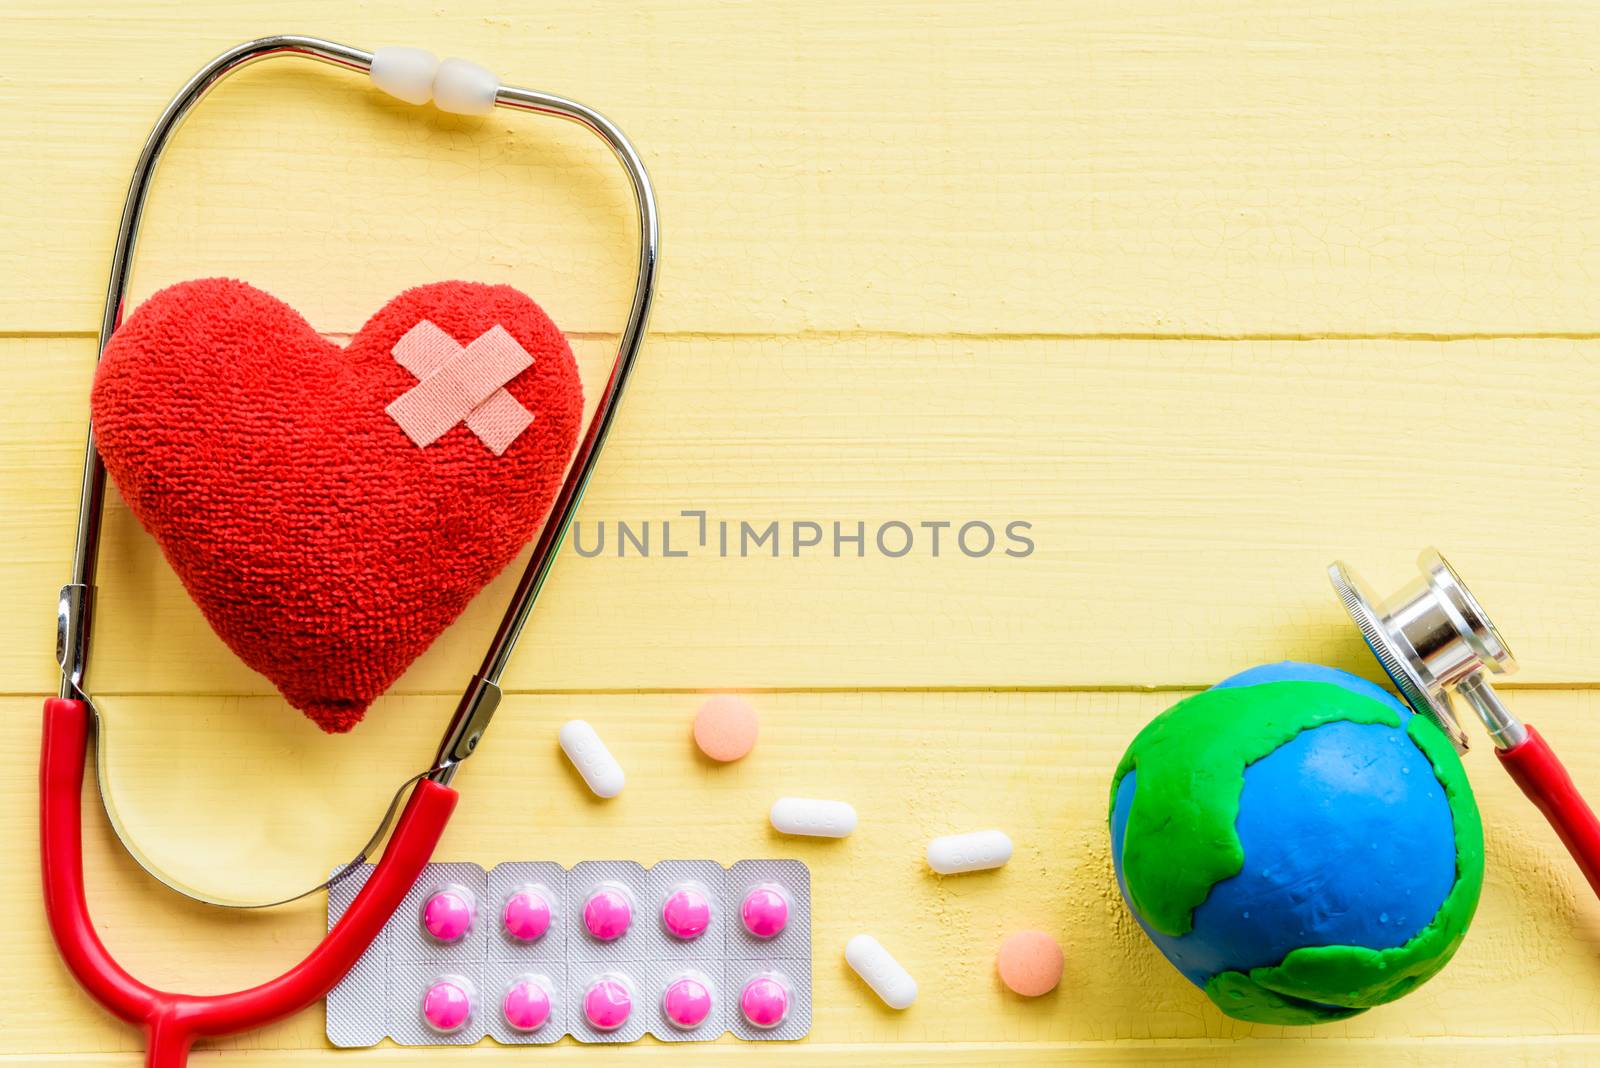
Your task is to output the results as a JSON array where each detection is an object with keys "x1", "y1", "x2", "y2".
[{"x1": 387, "y1": 321, "x2": 536, "y2": 454}]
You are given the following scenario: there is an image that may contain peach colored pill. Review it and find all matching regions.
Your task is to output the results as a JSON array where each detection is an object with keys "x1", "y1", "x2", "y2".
[
  {"x1": 693, "y1": 695, "x2": 758, "y2": 762},
  {"x1": 997, "y1": 930, "x2": 1063, "y2": 997}
]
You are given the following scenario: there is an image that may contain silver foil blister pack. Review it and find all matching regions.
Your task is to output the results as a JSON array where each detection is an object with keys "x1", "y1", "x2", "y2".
[{"x1": 326, "y1": 858, "x2": 810, "y2": 1045}]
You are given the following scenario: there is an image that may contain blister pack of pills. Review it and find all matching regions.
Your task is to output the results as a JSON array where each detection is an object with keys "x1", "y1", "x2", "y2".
[{"x1": 326, "y1": 859, "x2": 811, "y2": 1045}]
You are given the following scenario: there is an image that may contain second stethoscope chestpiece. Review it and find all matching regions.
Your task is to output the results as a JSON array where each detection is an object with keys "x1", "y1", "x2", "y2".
[
  {"x1": 1332, "y1": 548, "x2": 1600, "y2": 901},
  {"x1": 1329, "y1": 548, "x2": 1523, "y2": 752}
]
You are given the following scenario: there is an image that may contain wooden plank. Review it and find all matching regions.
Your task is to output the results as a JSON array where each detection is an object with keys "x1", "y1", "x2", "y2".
[
  {"x1": 5, "y1": 1, "x2": 1600, "y2": 336},
  {"x1": 7, "y1": 1042, "x2": 1600, "y2": 1068},
  {"x1": 3, "y1": 334, "x2": 1597, "y2": 696},
  {"x1": 6, "y1": 689, "x2": 1600, "y2": 1058}
]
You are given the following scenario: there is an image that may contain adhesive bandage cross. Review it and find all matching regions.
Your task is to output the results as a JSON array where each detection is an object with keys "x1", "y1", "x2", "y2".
[{"x1": 387, "y1": 320, "x2": 536, "y2": 454}]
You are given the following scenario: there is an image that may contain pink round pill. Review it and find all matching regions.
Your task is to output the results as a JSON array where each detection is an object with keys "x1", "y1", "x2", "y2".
[
  {"x1": 502, "y1": 887, "x2": 552, "y2": 943},
  {"x1": 661, "y1": 885, "x2": 713, "y2": 941},
  {"x1": 421, "y1": 976, "x2": 473, "y2": 1034},
  {"x1": 502, "y1": 977, "x2": 552, "y2": 1032},
  {"x1": 583, "y1": 885, "x2": 634, "y2": 942},
  {"x1": 740, "y1": 883, "x2": 790, "y2": 939},
  {"x1": 740, "y1": 974, "x2": 790, "y2": 1029},
  {"x1": 662, "y1": 973, "x2": 713, "y2": 1029},
  {"x1": 583, "y1": 976, "x2": 633, "y2": 1031},
  {"x1": 422, "y1": 885, "x2": 475, "y2": 944}
]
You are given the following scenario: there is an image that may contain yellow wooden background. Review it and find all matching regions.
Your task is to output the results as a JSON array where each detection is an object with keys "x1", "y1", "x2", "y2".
[{"x1": 5, "y1": 1, "x2": 1600, "y2": 1064}]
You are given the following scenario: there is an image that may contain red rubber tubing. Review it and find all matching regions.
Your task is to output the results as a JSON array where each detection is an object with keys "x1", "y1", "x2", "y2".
[
  {"x1": 40, "y1": 697, "x2": 458, "y2": 1068},
  {"x1": 1497, "y1": 724, "x2": 1600, "y2": 899}
]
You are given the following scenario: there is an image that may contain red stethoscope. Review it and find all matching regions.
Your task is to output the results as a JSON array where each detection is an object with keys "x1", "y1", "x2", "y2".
[
  {"x1": 1332, "y1": 550, "x2": 1600, "y2": 896},
  {"x1": 42, "y1": 35, "x2": 657, "y2": 1068}
]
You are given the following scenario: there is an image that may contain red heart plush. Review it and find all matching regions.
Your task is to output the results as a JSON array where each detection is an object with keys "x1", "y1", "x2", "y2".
[{"x1": 91, "y1": 278, "x2": 583, "y2": 732}]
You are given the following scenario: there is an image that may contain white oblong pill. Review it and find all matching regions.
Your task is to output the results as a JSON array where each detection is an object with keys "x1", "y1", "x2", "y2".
[
  {"x1": 559, "y1": 720, "x2": 625, "y2": 798},
  {"x1": 926, "y1": 829, "x2": 1014, "y2": 874},
  {"x1": 845, "y1": 934, "x2": 917, "y2": 1009},
  {"x1": 770, "y1": 797, "x2": 857, "y2": 838}
]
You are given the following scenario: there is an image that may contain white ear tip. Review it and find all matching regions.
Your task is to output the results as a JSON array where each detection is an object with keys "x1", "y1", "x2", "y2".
[
  {"x1": 370, "y1": 46, "x2": 439, "y2": 106},
  {"x1": 433, "y1": 57, "x2": 499, "y2": 116}
]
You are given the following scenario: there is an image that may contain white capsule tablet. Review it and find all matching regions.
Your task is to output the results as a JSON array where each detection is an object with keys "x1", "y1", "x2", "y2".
[
  {"x1": 926, "y1": 829, "x2": 1014, "y2": 874},
  {"x1": 769, "y1": 797, "x2": 857, "y2": 838},
  {"x1": 560, "y1": 719, "x2": 625, "y2": 798},
  {"x1": 845, "y1": 934, "x2": 917, "y2": 1009}
]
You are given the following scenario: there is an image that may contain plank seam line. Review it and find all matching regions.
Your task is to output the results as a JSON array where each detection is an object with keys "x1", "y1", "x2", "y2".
[
  {"x1": 6, "y1": 682, "x2": 1596, "y2": 699},
  {"x1": 4, "y1": 1034, "x2": 1600, "y2": 1060},
  {"x1": 8, "y1": 329, "x2": 1600, "y2": 343}
]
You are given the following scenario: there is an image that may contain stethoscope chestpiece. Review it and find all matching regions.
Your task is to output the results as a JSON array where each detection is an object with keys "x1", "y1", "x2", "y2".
[{"x1": 1329, "y1": 548, "x2": 1521, "y2": 753}]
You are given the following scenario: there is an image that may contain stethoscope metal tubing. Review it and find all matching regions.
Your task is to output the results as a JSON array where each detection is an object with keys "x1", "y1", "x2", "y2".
[{"x1": 56, "y1": 34, "x2": 658, "y2": 902}]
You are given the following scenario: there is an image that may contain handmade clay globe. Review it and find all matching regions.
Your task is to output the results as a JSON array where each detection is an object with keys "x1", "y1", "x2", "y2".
[{"x1": 1108, "y1": 662, "x2": 1483, "y2": 1024}]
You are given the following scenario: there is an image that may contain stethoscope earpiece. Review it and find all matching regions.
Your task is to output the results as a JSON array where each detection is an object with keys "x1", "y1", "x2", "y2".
[{"x1": 1330, "y1": 548, "x2": 1521, "y2": 752}]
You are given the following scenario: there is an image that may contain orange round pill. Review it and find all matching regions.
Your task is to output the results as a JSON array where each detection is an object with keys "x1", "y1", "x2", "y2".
[
  {"x1": 997, "y1": 930, "x2": 1062, "y2": 997},
  {"x1": 692, "y1": 695, "x2": 759, "y2": 762}
]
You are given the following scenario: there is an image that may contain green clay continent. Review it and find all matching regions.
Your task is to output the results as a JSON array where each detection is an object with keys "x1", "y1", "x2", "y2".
[
  {"x1": 1109, "y1": 681, "x2": 1400, "y2": 938},
  {"x1": 1203, "y1": 970, "x2": 1367, "y2": 1025},
  {"x1": 1204, "y1": 713, "x2": 1484, "y2": 1018}
]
